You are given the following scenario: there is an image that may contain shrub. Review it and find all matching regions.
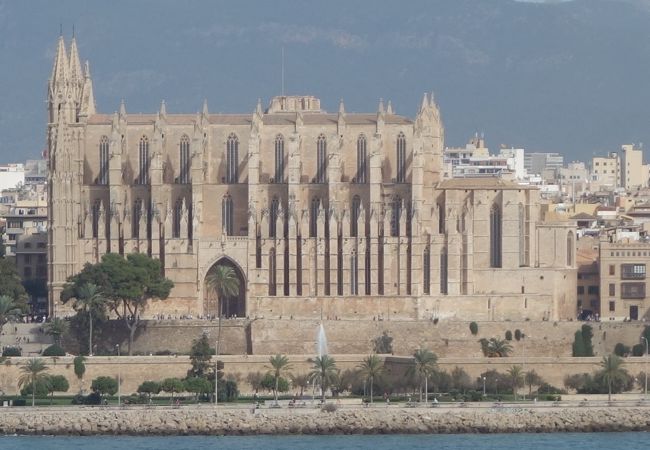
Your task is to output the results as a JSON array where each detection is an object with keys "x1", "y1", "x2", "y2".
[
  {"x1": 2, "y1": 347, "x2": 21, "y2": 357},
  {"x1": 20, "y1": 381, "x2": 49, "y2": 398},
  {"x1": 73, "y1": 356, "x2": 86, "y2": 380},
  {"x1": 514, "y1": 329, "x2": 522, "y2": 341},
  {"x1": 154, "y1": 350, "x2": 173, "y2": 356},
  {"x1": 632, "y1": 344, "x2": 645, "y2": 357},
  {"x1": 581, "y1": 324, "x2": 594, "y2": 356},
  {"x1": 42, "y1": 344, "x2": 66, "y2": 357},
  {"x1": 261, "y1": 373, "x2": 289, "y2": 393},
  {"x1": 218, "y1": 380, "x2": 239, "y2": 402},
  {"x1": 91, "y1": 376, "x2": 118, "y2": 397},
  {"x1": 12, "y1": 399, "x2": 26, "y2": 407},
  {"x1": 469, "y1": 322, "x2": 479, "y2": 336},
  {"x1": 505, "y1": 330, "x2": 513, "y2": 341},
  {"x1": 614, "y1": 343, "x2": 631, "y2": 357}
]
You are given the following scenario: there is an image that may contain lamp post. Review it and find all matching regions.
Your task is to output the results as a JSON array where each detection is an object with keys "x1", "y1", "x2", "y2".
[
  {"x1": 214, "y1": 337, "x2": 219, "y2": 406},
  {"x1": 642, "y1": 337, "x2": 648, "y2": 399},
  {"x1": 482, "y1": 377, "x2": 486, "y2": 397},
  {"x1": 115, "y1": 344, "x2": 121, "y2": 406}
]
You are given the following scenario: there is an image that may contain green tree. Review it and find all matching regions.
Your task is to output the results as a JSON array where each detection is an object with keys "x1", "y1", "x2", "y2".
[
  {"x1": 184, "y1": 377, "x2": 212, "y2": 403},
  {"x1": 357, "y1": 354, "x2": 384, "y2": 403},
  {"x1": 44, "y1": 375, "x2": 69, "y2": 404},
  {"x1": 308, "y1": 355, "x2": 339, "y2": 402},
  {"x1": 582, "y1": 324, "x2": 595, "y2": 357},
  {"x1": 61, "y1": 253, "x2": 174, "y2": 355},
  {"x1": 73, "y1": 283, "x2": 106, "y2": 356},
  {"x1": 507, "y1": 365, "x2": 524, "y2": 400},
  {"x1": 160, "y1": 377, "x2": 185, "y2": 404},
  {"x1": 261, "y1": 373, "x2": 289, "y2": 393},
  {"x1": 408, "y1": 348, "x2": 438, "y2": 403},
  {"x1": 247, "y1": 371, "x2": 265, "y2": 394},
  {"x1": 44, "y1": 318, "x2": 69, "y2": 347},
  {"x1": 205, "y1": 264, "x2": 240, "y2": 356},
  {"x1": 469, "y1": 322, "x2": 479, "y2": 335},
  {"x1": 599, "y1": 354, "x2": 628, "y2": 401},
  {"x1": 0, "y1": 258, "x2": 28, "y2": 305},
  {"x1": 450, "y1": 366, "x2": 473, "y2": 393},
  {"x1": 572, "y1": 329, "x2": 586, "y2": 356},
  {"x1": 614, "y1": 343, "x2": 631, "y2": 357},
  {"x1": 266, "y1": 354, "x2": 293, "y2": 404},
  {"x1": 137, "y1": 380, "x2": 161, "y2": 401},
  {"x1": 18, "y1": 358, "x2": 49, "y2": 406},
  {"x1": 91, "y1": 376, "x2": 118, "y2": 399},
  {"x1": 525, "y1": 370, "x2": 543, "y2": 397},
  {"x1": 484, "y1": 337, "x2": 513, "y2": 357},
  {"x1": 290, "y1": 373, "x2": 310, "y2": 398},
  {"x1": 0, "y1": 295, "x2": 23, "y2": 336},
  {"x1": 187, "y1": 333, "x2": 215, "y2": 379},
  {"x1": 73, "y1": 356, "x2": 86, "y2": 393}
]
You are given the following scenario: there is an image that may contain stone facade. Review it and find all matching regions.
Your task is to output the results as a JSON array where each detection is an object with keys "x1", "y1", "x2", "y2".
[{"x1": 47, "y1": 37, "x2": 576, "y2": 321}]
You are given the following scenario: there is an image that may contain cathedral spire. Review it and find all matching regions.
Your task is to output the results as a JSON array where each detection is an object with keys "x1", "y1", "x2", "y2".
[
  {"x1": 69, "y1": 35, "x2": 83, "y2": 85},
  {"x1": 378, "y1": 98, "x2": 385, "y2": 114},
  {"x1": 386, "y1": 100, "x2": 393, "y2": 115},
  {"x1": 159, "y1": 99, "x2": 167, "y2": 117},
  {"x1": 255, "y1": 98, "x2": 263, "y2": 116},
  {"x1": 50, "y1": 35, "x2": 69, "y2": 87},
  {"x1": 202, "y1": 98, "x2": 209, "y2": 116},
  {"x1": 78, "y1": 60, "x2": 96, "y2": 118},
  {"x1": 119, "y1": 99, "x2": 127, "y2": 117},
  {"x1": 338, "y1": 98, "x2": 346, "y2": 115},
  {"x1": 420, "y1": 92, "x2": 429, "y2": 113}
]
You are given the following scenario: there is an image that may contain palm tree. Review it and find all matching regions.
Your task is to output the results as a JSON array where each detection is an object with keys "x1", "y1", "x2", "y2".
[
  {"x1": 525, "y1": 370, "x2": 543, "y2": 397},
  {"x1": 18, "y1": 358, "x2": 49, "y2": 407},
  {"x1": 357, "y1": 354, "x2": 384, "y2": 404},
  {"x1": 267, "y1": 354, "x2": 292, "y2": 405},
  {"x1": 308, "y1": 355, "x2": 338, "y2": 402},
  {"x1": 507, "y1": 365, "x2": 524, "y2": 400},
  {"x1": 205, "y1": 264, "x2": 241, "y2": 356},
  {"x1": 74, "y1": 283, "x2": 106, "y2": 356},
  {"x1": 44, "y1": 318, "x2": 69, "y2": 347},
  {"x1": 600, "y1": 354, "x2": 627, "y2": 401},
  {"x1": 408, "y1": 348, "x2": 438, "y2": 403},
  {"x1": 486, "y1": 338, "x2": 513, "y2": 357},
  {"x1": 290, "y1": 373, "x2": 310, "y2": 398},
  {"x1": 0, "y1": 295, "x2": 22, "y2": 335}
]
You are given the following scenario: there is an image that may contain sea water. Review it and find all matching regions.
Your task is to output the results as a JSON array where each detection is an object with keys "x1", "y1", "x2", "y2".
[{"x1": 0, "y1": 433, "x2": 647, "y2": 450}]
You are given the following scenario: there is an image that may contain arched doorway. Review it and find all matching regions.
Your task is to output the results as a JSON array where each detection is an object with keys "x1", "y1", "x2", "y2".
[{"x1": 203, "y1": 258, "x2": 246, "y2": 318}]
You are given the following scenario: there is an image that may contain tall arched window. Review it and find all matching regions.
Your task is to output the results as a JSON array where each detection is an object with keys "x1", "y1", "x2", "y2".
[
  {"x1": 396, "y1": 132, "x2": 406, "y2": 183},
  {"x1": 132, "y1": 198, "x2": 142, "y2": 239},
  {"x1": 440, "y1": 246, "x2": 448, "y2": 294},
  {"x1": 490, "y1": 204, "x2": 502, "y2": 268},
  {"x1": 310, "y1": 197, "x2": 320, "y2": 238},
  {"x1": 172, "y1": 199, "x2": 182, "y2": 238},
  {"x1": 274, "y1": 134, "x2": 284, "y2": 183},
  {"x1": 423, "y1": 245, "x2": 431, "y2": 295},
  {"x1": 438, "y1": 202, "x2": 445, "y2": 234},
  {"x1": 269, "y1": 248, "x2": 277, "y2": 296},
  {"x1": 356, "y1": 134, "x2": 367, "y2": 183},
  {"x1": 316, "y1": 134, "x2": 327, "y2": 183},
  {"x1": 138, "y1": 136, "x2": 149, "y2": 184},
  {"x1": 99, "y1": 136, "x2": 109, "y2": 185},
  {"x1": 351, "y1": 250, "x2": 358, "y2": 295},
  {"x1": 269, "y1": 196, "x2": 279, "y2": 238},
  {"x1": 179, "y1": 135, "x2": 190, "y2": 184},
  {"x1": 351, "y1": 195, "x2": 361, "y2": 237},
  {"x1": 222, "y1": 195, "x2": 233, "y2": 235},
  {"x1": 391, "y1": 196, "x2": 401, "y2": 237},
  {"x1": 91, "y1": 200, "x2": 101, "y2": 238},
  {"x1": 518, "y1": 203, "x2": 526, "y2": 267},
  {"x1": 226, "y1": 133, "x2": 239, "y2": 184},
  {"x1": 567, "y1": 231, "x2": 574, "y2": 267}
]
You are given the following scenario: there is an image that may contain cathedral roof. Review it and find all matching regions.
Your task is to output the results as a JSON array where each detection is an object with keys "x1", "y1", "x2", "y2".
[{"x1": 438, "y1": 178, "x2": 535, "y2": 190}]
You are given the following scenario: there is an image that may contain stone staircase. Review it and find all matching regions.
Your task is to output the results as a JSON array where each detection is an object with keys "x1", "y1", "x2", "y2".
[{"x1": 0, "y1": 323, "x2": 54, "y2": 356}]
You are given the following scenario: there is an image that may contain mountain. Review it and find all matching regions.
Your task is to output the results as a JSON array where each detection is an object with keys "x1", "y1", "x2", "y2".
[{"x1": 1, "y1": 0, "x2": 649, "y2": 162}]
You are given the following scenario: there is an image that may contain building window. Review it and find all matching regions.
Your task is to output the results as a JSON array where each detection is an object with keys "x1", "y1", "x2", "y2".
[
  {"x1": 351, "y1": 195, "x2": 361, "y2": 237},
  {"x1": 490, "y1": 204, "x2": 502, "y2": 268},
  {"x1": 226, "y1": 133, "x2": 239, "y2": 184},
  {"x1": 274, "y1": 134, "x2": 284, "y2": 183},
  {"x1": 609, "y1": 283, "x2": 615, "y2": 296},
  {"x1": 351, "y1": 251, "x2": 358, "y2": 295},
  {"x1": 38, "y1": 254, "x2": 45, "y2": 264},
  {"x1": 310, "y1": 197, "x2": 320, "y2": 238},
  {"x1": 269, "y1": 248, "x2": 277, "y2": 296},
  {"x1": 438, "y1": 202, "x2": 445, "y2": 234},
  {"x1": 423, "y1": 245, "x2": 431, "y2": 295},
  {"x1": 222, "y1": 195, "x2": 233, "y2": 235},
  {"x1": 391, "y1": 196, "x2": 401, "y2": 237},
  {"x1": 24, "y1": 254, "x2": 31, "y2": 264},
  {"x1": 24, "y1": 267, "x2": 32, "y2": 278},
  {"x1": 577, "y1": 286, "x2": 585, "y2": 295},
  {"x1": 37, "y1": 242, "x2": 46, "y2": 249},
  {"x1": 519, "y1": 203, "x2": 526, "y2": 266},
  {"x1": 609, "y1": 265, "x2": 615, "y2": 276},
  {"x1": 172, "y1": 200, "x2": 182, "y2": 238},
  {"x1": 138, "y1": 136, "x2": 150, "y2": 184},
  {"x1": 92, "y1": 200, "x2": 101, "y2": 238},
  {"x1": 356, "y1": 134, "x2": 367, "y2": 183},
  {"x1": 269, "y1": 197, "x2": 279, "y2": 238},
  {"x1": 24, "y1": 242, "x2": 31, "y2": 249},
  {"x1": 621, "y1": 264, "x2": 646, "y2": 280},
  {"x1": 587, "y1": 285, "x2": 599, "y2": 295},
  {"x1": 609, "y1": 301, "x2": 616, "y2": 312},
  {"x1": 621, "y1": 282, "x2": 646, "y2": 299},
  {"x1": 396, "y1": 132, "x2": 406, "y2": 183},
  {"x1": 567, "y1": 231, "x2": 574, "y2": 266},
  {"x1": 99, "y1": 136, "x2": 109, "y2": 185},
  {"x1": 179, "y1": 135, "x2": 190, "y2": 184},
  {"x1": 440, "y1": 247, "x2": 448, "y2": 294},
  {"x1": 316, "y1": 134, "x2": 327, "y2": 183},
  {"x1": 132, "y1": 198, "x2": 142, "y2": 239}
]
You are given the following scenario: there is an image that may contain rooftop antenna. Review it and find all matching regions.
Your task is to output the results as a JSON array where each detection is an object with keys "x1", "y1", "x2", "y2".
[{"x1": 281, "y1": 47, "x2": 285, "y2": 96}]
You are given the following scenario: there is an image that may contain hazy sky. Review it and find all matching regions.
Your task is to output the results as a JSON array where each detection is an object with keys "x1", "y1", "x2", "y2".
[{"x1": 1, "y1": 0, "x2": 650, "y2": 163}]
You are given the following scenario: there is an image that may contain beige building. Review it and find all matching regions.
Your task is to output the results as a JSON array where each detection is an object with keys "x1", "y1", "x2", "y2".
[
  {"x1": 620, "y1": 144, "x2": 649, "y2": 191},
  {"x1": 591, "y1": 153, "x2": 620, "y2": 189},
  {"x1": 46, "y1": 37, "x2": 576, "y2": 321}
]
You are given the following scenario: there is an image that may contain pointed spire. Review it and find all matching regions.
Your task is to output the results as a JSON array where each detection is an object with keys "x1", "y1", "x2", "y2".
[
  {"x1": 79, "y1": 60, "x2": 96, "y2": 118},
  {"x1": 420, "y1": 93, "x2": 429, "y2": 112},
  {"x1": 69, "y1": 35, "x2": 83, "y2": 84},
  {"x1": 202, "y1": 98, "x2": 209, "y2": 116},
  {"x1": 338, "y1": 98, "x2": 346, "y2": 115},
  {"x1": 430, "y1": 91, "x2": 436, "y2": 107},
  {"x1": 256, "y1": 98, "x2": 263, "y2": 116},
  {"x1": 50, "y1": 36, "x2": 69, "y2": 86},
  {"x1": 378, "y1": 98, "x2": 385, "y2": 114},
  {"x1": 159, "y1": 100, "x2": 167, "y2": 117},
  {"x1": 386, "y1": 100, "x2": 393, "y2": 115},
  {"x1": 119, "y1": 99, "x2": 127, "y2": 117}
]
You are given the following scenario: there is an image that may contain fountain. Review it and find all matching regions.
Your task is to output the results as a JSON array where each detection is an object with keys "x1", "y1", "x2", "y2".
[{"x1": 316, "y1": 323, "x2": 328, "y2": 357}]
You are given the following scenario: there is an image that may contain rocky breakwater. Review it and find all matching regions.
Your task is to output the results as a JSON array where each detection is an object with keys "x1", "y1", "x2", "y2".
[{"x1": 0, "y1": 406, "x2": 649, "y2": 435}]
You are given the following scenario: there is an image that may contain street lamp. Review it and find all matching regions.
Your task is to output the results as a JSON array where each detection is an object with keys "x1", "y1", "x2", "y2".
[
  {"x1": 115, "y1": 344, "x2": 121, "y2": 406},
  {"x1": 642, "y1": 337, "x2": 648, "y2": 399},
  {"x1": 482, "y1": 377, "x2": 486, "y2": 397}
]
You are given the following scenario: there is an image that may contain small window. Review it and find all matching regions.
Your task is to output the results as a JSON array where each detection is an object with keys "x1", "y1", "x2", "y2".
[
  {"x1": 24, "y1": 242, "x2": 31, "y2": 249},
  {"x1": 577, "y1": 286, "x2": 585, "y2": 295},
  {"x1": 609, "y1": 265, "x2": 615, "y2": 276},
  {"x1": 609, "y1": 301, "x2": 616, "y2": 312},
  {"x1": 24, "y1": 254, "x2": 31, "y2": 264},
  {"x1": 609, "y1": 283, "x2": 615, "y2": 296},
  {"x1": 37, "y1": 242, "x2": 46, "y2": 249},
  {"x1": 587, "y1": 285, "x2": 599, "y2": 295}
]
